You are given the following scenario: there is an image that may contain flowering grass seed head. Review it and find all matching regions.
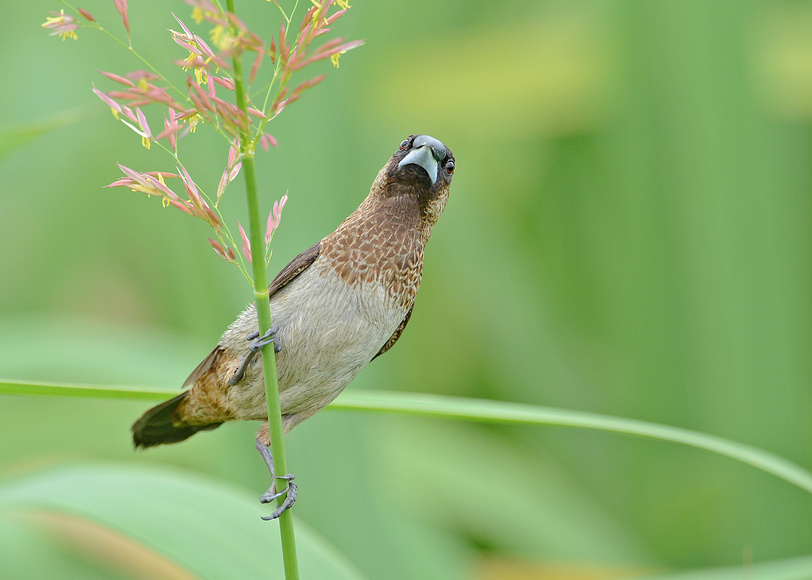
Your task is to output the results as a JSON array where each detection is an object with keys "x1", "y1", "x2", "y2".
[
  {"x1": 41, "y1": 10, "x2": 79, "y2": 40},
  {"x1": 48, "y1": 0, "x2": 360, "y2": 275}
]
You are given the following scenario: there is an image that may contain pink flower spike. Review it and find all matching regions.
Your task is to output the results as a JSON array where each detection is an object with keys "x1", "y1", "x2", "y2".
[
  {"x1": 42, "y1": 11, "x2": 79, "y2": 40},
  {"x1": 172, "y1": 39, "x2": 202, "y2": 57},
  {"x1": 269, "y1": 37, "x2": 277, "y2": 62},
  {"x1": 228, "y1": 141, "x2": 239, "y2": 168},
  {"x1": 115, "y1": 163, "x2": 141, "y2": 180},
  {"x1": 273, "y1": 95, "x2": 290, "y2": 116},
  {"x1": 172, "y1": 13, "x2": 194, "y2": 39},
  {"x1": 194, "y1": 34, "x2": 217, "y2": 61},
  {"x1": 299, "y1": 5, "x2": 317, "y2": 33},
  {"x1": 265, "y1": 210, "x2": 278, "y2": 246},
  {"x1": 105, "y1": 178, "x2": 131, "y2": 189},
  {"x1": 92, "y1": 86, "x2": 122, "y2": 116},
  {"x1": 135, "y1": 108, "x2": 152, "y2": 139},
  {"x1": 237, "y1": 221, "x2": 252, "y2": 263},
  {"x1": 260, "y1": 133, "x2": 278, "y2": 151},
  {"x1": 216, "y1": 168, "x2": 228, "y2": 200},
  {"x1": 126, "y1": 70, "x2": 161, "y2": 84},
  {"x1": 278, "y1": 22, "x2": 288, "y2": 59},
  {"x1": 188, "y1": 80, "x2": 214, "y2": 113},
  {"x1": 115, "y1": 163, "x2": 149, "y2": 187},
  {"x1": 290, "y1": 75, "x2": 326, "y2": 99},
  {"x1": 208, "y1": 238, "x2": 235, "y2": 263},
  {"x1": 313, "y1": 27, "x2": 332, "y2": 39},
  {"x1": 114, "y1": 0, "x2": 129, "y2": 35},
  {"x1": 178, "y1": 165, "x2": 203, "y2": 210},
  {"x1": 143, "y1": 174, "x2": 178, "y2": 200},
  {"x1": 147, "y1": 170, "x2": 180, "y2": 180},
  {"x1": 326, "y1": 9, "x2": 346, "y2": 25},
  {"x1": 249, "y1": 51, "x2": 264, "y2": 84},
  {"x1": 168, "y1": 199, "x2": 195, "y2": 216},
  {"x1": 108, "y1": 164, "x2": 167, "y2": 197},
  {"x1": 120, "y1": 105, "x2": 138, "y2": 124},
  {"x1": 266, "y1": 193, "x2": 288, "y2": 244},
  {"x1": 204, "y1": 205, "x2": 221, "y2": 228},
  {"x1": 78, "y1": 8, "x2": 96, "y2": 22},
  {"x1": 100, "y1": 70, "x2": 135, "y2": 87},
  {"x1": 159, "y1": 109, "x2": 180, "y2": 151},
  {"x1": 228, "y1": 162, "x2": 241, "y2": 182},
  {"x1": 186, "y1": 91, "x2": 210, "y2": 118},
  {"x1": 169, "y1": 110, "x2": 180, "y2": 150},
  {"x1": 275, "y1": 194, "x2": 288, "y2": 228},
  {"x1": 212, "y1": 76, "x2": 235, "y2": 91}
]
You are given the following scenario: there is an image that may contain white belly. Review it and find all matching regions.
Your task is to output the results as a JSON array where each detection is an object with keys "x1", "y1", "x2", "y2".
[{"x1": 223, "y1": 259, "x2": 406, "y2": 426}]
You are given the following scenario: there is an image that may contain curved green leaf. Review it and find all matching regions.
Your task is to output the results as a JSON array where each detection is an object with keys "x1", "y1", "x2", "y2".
[
  {"x1": 0, "y1": 463, "x2": 365, "y2": 580},
  {"x1": 0, "y1": 379, "x2": 174, "y2": 400},
  {"x1": 3, "y1": 379, "x2": 812, "y2": 496},
  {"x1": 636, "y1": 554, "x2": 812, "y2": 580},
  {"x1": 331, "y1": 390, "x2": 812, "y2": 495}
]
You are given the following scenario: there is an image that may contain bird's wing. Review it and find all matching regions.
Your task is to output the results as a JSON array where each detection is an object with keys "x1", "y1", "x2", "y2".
[
  {"x1": 268, "y1": 241, "x2": 322, "y2": 298},
  {"x1": 182, "y1": 344, "x2": 224, "y2": 388},
  {"x1": 373, "y1": 305, "x2": 414, "y2": 360},
  {"x1": 182, "y1": 242, "x2": 321, "y2": 389}
]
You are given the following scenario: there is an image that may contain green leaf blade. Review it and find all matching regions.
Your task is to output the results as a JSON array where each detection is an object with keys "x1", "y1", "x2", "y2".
[{"x1": 0, "y1": 463, "x2": 366, "y2": 580}]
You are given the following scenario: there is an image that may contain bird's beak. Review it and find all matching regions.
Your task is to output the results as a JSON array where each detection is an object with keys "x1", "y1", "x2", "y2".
[{"x1": 398, "y1": 135, "x2": 447, "y2": 184}]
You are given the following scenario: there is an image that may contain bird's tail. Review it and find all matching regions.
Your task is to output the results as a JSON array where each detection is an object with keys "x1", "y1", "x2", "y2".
[{"x1": 131, "y1": 391, "x2": 222, "y2": 449}]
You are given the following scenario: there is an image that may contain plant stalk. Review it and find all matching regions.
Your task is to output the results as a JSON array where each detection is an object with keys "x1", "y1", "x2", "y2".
[{"x1": 228, "y1": 1, "x2": 299, "y2": 577}]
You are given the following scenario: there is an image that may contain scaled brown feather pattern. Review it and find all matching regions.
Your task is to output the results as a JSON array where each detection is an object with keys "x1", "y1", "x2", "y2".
[{"x1": 132, "y1": 135, "x2": 455, "y2": 451}]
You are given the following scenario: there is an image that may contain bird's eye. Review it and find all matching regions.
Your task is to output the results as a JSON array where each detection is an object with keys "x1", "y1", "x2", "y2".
[
  {"x1": 399, "y1": 139, "x2": 409, "y2": 150},
  {"x1": 446, "y1": 160, "x2": 455, "y2": 174}
]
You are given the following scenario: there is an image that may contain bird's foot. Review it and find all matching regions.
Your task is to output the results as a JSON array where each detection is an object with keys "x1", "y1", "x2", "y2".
[
  {"x1": 247, "y1": 325, "x2": 282, "y2": 354},
  {"x1": 227, "y1": 326, "x2": 281, "y2": 386},
  {"x1": 260, "y1": 476, "x2": 297, "y2": 521},
  {"x1": 255, "y1": 438, "x2": 297, "y2": 521}
]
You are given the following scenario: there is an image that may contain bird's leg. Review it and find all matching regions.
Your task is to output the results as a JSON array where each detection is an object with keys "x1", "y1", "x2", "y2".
[
  {"x1": 254, "y1": 438, "x2": 297, "y2": 521},
  {"x1": 227, "y1": 325, "x2": 282, "y2": 386}
]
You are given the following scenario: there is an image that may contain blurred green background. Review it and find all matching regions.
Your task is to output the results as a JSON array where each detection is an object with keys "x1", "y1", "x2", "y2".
[{"x1": 2, "y1": 0, "x2": 812, "y2": 578}]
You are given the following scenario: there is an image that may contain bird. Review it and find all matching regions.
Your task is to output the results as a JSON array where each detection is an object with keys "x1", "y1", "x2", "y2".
[{"x1": 131, "y1": 134, "x2": 455, "y2": 519}]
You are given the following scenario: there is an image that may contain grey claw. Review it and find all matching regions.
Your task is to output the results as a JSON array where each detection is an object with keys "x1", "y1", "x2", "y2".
[
  {"x1": 227, "y1": 326, "x2": 281, "y2": 386},
  {"x1": 249, "y1": 325, "x2": 281, "y2": 354},
  {"x1": 260, "y1": 473, "x2": 296, "y2": 504},
  {"x1": 260, "y1": 480, "x2": 297, "y2": 521}
]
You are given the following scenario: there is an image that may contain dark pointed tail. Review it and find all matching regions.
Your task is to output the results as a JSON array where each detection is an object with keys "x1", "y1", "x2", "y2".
[{"x1": 131, "y1": 392, "x2": 222, "y2": 449}]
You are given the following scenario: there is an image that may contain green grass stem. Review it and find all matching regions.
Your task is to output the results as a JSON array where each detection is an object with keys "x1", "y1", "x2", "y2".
[{"x1": 227, "y1": 0, "x2": 299, "y2": 576}]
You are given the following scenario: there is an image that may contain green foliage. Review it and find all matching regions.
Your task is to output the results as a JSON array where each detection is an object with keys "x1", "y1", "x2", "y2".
[
  {"x1": 0, "y1": 108, "x2": 89, "y2": 161},
  {"x1": 0, "y1": 463, "x2": 364, "y2": 579}
]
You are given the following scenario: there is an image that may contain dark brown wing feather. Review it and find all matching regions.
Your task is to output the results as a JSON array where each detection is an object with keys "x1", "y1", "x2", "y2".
[
  {"x1": 373, "y1": 305, "x2": 413, "y2": 360},
  {"x1": 268, "y1": 241, "x2": 321, "y2": 298},
  {"x1": 182, "y1": 345, "x2": 224, "y2": 388}
]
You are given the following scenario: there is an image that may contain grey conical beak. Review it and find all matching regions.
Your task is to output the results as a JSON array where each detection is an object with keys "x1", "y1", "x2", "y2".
[{"x1": 398, "y1": 135, "x2": 447, "y2": 183}]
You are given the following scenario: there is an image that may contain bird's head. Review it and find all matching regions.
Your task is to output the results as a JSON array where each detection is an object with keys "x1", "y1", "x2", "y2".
[
  {"x1": 393, "y1": 134, "x2": 455, "y2": 190},
  {"x1": 369, "y1": 135, "x2": 455, "y2": 232}
]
